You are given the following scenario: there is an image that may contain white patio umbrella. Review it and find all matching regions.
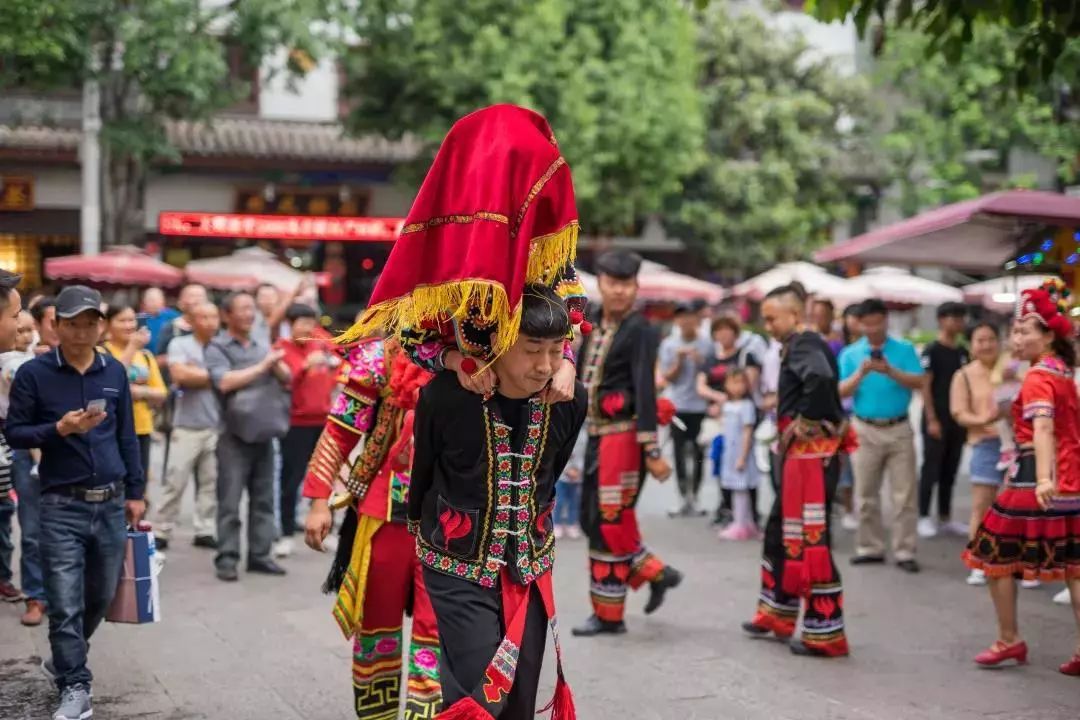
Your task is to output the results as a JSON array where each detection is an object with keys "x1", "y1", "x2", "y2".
[
  {"x1": 184, "y1": 246, "x2": 304, "y2": 292},
  {"x1": 732, "y1": 261, "x2": 864, "y2": 305},
  {"x1": 962, "y1": 275, "x2": 1057, "y2": 313},
  {"x1": 847, "y1": 266, "x2": 963, "y2": 306}
]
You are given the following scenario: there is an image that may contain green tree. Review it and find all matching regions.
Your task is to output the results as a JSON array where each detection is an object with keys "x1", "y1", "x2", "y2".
[
  {"x1": 807, "y1": 0, "x2": 1080, "y2": 87},
  {"x1": 873, "y1": 26, "x2": 1080, "y2": 215},
  {"x1": 666, "y1": 4, "x2": 876, "y2": 268},
  {"x1": 342, "y1": 0, "x2": 702, "y2": 235},
  {"x1": 0, "y1": 0, "x2": 347, "y2": 246}
]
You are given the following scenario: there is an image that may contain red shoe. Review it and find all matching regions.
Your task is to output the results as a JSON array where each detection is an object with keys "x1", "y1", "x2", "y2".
[
  {"x1": 974, "y1": 641, "x2": 1028, "y2": 667},
  {"x1": 1060, "y1": 654, "x2": 1080, "y2": 676}
]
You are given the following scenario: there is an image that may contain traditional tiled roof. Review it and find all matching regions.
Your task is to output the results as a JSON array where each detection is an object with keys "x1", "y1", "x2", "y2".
[{"x1": 0, "y1": 117, "x2": 418, "y2": 165}]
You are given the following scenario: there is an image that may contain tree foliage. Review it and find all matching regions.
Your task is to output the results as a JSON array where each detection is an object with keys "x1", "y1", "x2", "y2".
[
  {"x1": 873, "y1": 25, "x2": 1080, "y2": 215},
  {"x1": 342, "y1": 0, "x2": 702, "y2": 236},
  {"x1": 807, "y1": 0, "x2": 1080, "y2": 88},
  {"x1": 0, "y1": 0, "x2": 347, "y2": 246},
  {"x1": 666, "y1": 3, "x2": 875, "y2": 269}
]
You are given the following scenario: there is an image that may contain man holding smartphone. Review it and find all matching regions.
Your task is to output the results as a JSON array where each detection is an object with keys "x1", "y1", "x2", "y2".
[
  {"x1": 837, "y1": 299, "x2": 925, "y2": 573},
  {"x1": 8, "y1": 285, "x2": 145, "y2": 720}
]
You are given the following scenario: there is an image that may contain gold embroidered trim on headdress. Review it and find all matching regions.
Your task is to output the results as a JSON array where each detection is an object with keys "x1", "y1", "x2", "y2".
[
  {"x1": 402, "y1": 211, "x2": 509, "y2": 235},
  {"x1": 512, "y1": 156, "x2": 566, "y2": 238}
]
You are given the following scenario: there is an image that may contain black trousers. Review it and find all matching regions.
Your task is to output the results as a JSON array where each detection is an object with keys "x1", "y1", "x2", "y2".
[
  {"x1": 279, "y1": 425, "x2": 323, "y2": 537},
  {"x1": 918, "y1": 420, "x2": 966, "y2": 518},
  {"x1": 137, "y1": 433, "x2": 152, "y2": 487},
  {"x1": 671, "y1": 412, "x2": 706, "y2": 501},
  {"x1": 423, "y1": 567, "x2": 548, "y2": 718}
]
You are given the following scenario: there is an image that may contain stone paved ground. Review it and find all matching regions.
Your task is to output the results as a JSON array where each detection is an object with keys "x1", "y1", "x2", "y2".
[{"x1": 2, "y1": 463, "x2": 1078, "y2": 719}]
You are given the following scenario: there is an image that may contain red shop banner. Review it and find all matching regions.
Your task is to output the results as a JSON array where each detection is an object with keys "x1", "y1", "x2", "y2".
[{"x1": 158, "y1": 212, "x2": 404, "y2": 242}]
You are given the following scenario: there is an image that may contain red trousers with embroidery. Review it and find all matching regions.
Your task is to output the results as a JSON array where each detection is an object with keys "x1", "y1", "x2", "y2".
[
  {"x1": 582, "y1": 432, "x2": 667, "y2": 623},
  {"x1": 751, "y1": 454, "x2": 848, "y2": 656},
  {"x1": 353, "y1": 522, "x2": 442, "y2": 719}
]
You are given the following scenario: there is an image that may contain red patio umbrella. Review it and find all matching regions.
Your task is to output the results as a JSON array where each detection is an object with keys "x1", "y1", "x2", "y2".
[
  {"x1": 45, "y1": 246, "x2": 184, "y2": 288},
  {"x1": 814, "y1": 190, "x2": 1080, "y2": 272}
]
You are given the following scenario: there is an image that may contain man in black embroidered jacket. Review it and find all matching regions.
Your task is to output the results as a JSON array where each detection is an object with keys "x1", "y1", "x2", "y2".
[
  {"x1": 742, "y1": 283, "x2": 851, "y2": 658},
  {"x1": 573, "y1": 249, "x2": 682, "y2": 638},
  {"x1": 409, "y1": 284, "x2": 587, "y2": 718}
]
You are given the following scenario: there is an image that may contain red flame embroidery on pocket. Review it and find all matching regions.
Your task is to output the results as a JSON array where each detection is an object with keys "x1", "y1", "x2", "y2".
[
  {"x1": 535, "y1": 504, "x2": 554, "y2": 534},
  {"x1": 600, "y1": 392, "x2": 625, "y2": 418},
  {"x1": 439, "y1": 508, "x2": 472, "y2": 550}
]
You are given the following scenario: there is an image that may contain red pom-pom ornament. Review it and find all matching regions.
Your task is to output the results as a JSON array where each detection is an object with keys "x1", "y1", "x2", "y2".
[
  {"x1": 460, "y1": 358, "x2": 478, "y2": 374},
  {"x1": 579, "y1": 320, "x2": 593, "y2": 334},
  {"x1": 569, "y1": 309, "x2": 584, "y2": 325}
]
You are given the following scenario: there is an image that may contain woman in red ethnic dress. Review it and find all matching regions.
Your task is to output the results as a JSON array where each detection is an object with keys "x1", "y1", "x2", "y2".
[{"x1": 963, "y1": 281, "x2": 1080, "y2": 675}]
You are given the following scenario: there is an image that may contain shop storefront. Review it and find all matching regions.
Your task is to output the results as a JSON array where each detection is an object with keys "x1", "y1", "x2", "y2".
[{"x1": 0, "y1": 175, "x2": 79, "y2": 290}]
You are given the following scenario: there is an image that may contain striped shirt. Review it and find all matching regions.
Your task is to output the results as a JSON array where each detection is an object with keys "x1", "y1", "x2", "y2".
[{"x1": 0, "y1": 431, "x2": 12, "y2": 499}]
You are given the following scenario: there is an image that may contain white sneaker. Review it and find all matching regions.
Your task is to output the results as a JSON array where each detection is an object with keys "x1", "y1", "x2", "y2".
[
  {"x1": 917, "y1": 517, "x2": 939, "y2": 539},
  {"x1": 840, "y1": 513, "x2": 858, "y2": 532},
  {"x1": 942, "y1": 521, "x2": 970, "y2": 537},
  {"x1": 966, "y1": 569, "x2": 987, "y2": 586},
  {"x1": 553, "y1": 525, "x2": 566, "y2": 540},
  {"x1": 566, "y1": 525, "x2": 582, "y2": 540},
  {"x1": 272, "y1": 537, "x2": 294, "y2": 559},
  {"x1": 1053, "y1": 588, "x2": 1072, "y2": 605},
  {"x1": 1020, "y1": 578, "x2": 1042, "y2": 590},
  {"x1": 322, "y1": 534, "x2": 338, "y2": 553}
]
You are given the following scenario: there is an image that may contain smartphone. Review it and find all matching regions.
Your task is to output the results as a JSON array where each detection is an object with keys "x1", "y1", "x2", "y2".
[
  {"x1": 136, "y1": 313, "x2": 150, "y2": 331},
  {"x1": 869, "y1": 349, "x2": 884, "y2": 360},
  {"x1": 86, "y1": 398, "x2": 107, "y2": 415}
]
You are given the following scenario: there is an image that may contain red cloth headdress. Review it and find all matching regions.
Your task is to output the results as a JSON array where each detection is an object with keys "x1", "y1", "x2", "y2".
[
  {"x1": 1016, "y1": 278, "x2": 1073, "y2": 339},
  {"x1": 343, "y1": 104, "x2": 580, "y2": 360}
]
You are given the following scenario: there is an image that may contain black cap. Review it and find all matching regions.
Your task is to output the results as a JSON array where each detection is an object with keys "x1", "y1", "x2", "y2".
[
  {"x1": 936, "y1": 301, "x2": 967, "y2": 319},
  {"x1": 594, "y1": 250, "x2": 642, "y2": 280},
  {"x1": 55, "y1": 285, "x2": 104, "y2": 319},
  {"x1": 672, "y1": 301, "x2": 695, "y2": 316}
]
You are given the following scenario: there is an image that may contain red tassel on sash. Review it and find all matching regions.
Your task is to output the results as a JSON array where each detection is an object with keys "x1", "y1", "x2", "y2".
[
  {"x1": 436, "y1": 697, "x2": 494, "y2": 719},
  {"x1": 538, "y1": 678, "x2": 576, "y2": 720}
]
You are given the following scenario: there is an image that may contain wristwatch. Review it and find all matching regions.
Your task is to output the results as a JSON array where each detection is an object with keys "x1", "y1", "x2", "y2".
[{"x1": 645, "y1": 446, "x2": 662, "y2": 461}]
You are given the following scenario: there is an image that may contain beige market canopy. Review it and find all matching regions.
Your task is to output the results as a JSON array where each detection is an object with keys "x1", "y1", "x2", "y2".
[
  {"x1": 732, "y1": 262, "x2": 863, "y2": 305},
  {"x1": 184, "y1": 246, "x2": 304, "y2": 292},
  {"x1": 846, "y1": 266, "x2": 963, "y2": 305}
]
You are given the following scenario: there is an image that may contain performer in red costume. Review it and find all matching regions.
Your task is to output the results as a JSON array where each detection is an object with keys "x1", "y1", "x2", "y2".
[
  {"x1": 303, "y1": 338, "x2": 442, "y2": 719},
  {"x1": 963, "y1": 280, "x2": 1080, "y2": 675},
  {"x1": 573, "y1": 249, "x2": 682, "y2": 638},
  {"x1": 343, "y1": 105, "x2": 587, "y2": 719},
  {"x1": 741, "y1": 283, "x2": 853, "y2": 658}
]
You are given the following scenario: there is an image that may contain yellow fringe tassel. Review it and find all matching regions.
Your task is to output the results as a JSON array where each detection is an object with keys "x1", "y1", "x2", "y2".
[{"x1": 338, "y1": 221, "x2": 579, "y2": 361}]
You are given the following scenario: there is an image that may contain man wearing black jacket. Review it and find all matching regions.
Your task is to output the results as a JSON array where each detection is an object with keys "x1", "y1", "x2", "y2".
[
  {"x1": 573, "y1": 250, "x2": 681, "y2": 638},
  {"x1": 741, "y1": 283, "x2": 850, "y2": 658},
  {"x1": 8, "y1": 285, "x2": 145, "y2": 720},
  {"x1": 410, "y1": 285, "x2": 586, "y2": 718}
]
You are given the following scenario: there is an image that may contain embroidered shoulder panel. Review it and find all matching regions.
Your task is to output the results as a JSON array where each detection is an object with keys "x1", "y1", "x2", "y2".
[
  {"x1": 417, "y1": 399, "x2": 556, "y2": 586},
  {"x1": 1031, "y1": 355, "x2": 1072, "y2": 378}
]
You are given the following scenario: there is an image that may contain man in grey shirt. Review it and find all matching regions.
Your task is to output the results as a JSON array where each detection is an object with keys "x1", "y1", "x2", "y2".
[
  {"x1": 659, "y1": 303, "x2": 713, "y2": 517},
  {"x1": 156, "y1": 302, "x2": 221, "y2": 551},
  {"x1": 205, "y1": 292, "x2": 291, "y2": 582}
]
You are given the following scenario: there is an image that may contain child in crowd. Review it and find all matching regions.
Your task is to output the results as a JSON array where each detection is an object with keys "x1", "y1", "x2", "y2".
[
  {"x1": 718, "y1": 368, "x2": 760, "y2": 540},
  {"x1": 554, "y1": 428, "x2": 587, "y2": 539}
]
